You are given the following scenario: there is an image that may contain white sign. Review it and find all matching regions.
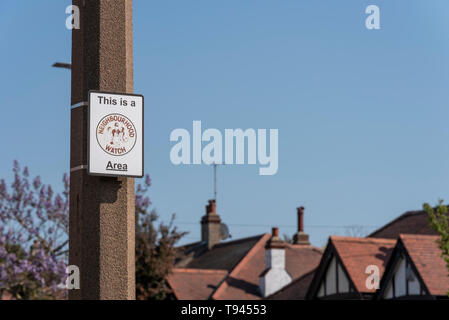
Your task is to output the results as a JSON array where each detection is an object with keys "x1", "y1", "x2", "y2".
[{"x1": 88, "y1": 91, "x2": 144, "y2": 178}]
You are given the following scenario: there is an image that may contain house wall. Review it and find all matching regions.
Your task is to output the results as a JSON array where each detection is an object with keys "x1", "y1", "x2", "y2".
[
  {"x1": 317, "y1": 255, "x2": 351, "y2": 298},
  {"x1": 325, "y1": 258, "x2": 337, "y2": 295},
  {"x1": 394, "y1": 257, "x2": 406, "y2": 297},
  {"x1": 266, "y1": 248, "x2": 286, "y2": 269},
  {"x1": 260, "y1": 268, "x2": 291, "y2": 297},
  {"x1": 337, "y1": 262, "x2": 349, "y2": 293},
  {"x1": 260, "y1": 248, "x2": 291, "y2": 297},
  {"x1": 383, "y1": 254, "x2": 423, "y2": 299},
  {"x1": 407, "y1": 260, "x2": 420, "y2": 295}
]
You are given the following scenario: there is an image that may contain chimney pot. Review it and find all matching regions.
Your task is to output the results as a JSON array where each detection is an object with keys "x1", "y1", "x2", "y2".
[
  {"x1": 293, "y1": 206, "x2": 310, "y2": 245},
  {"x1": 206, "y1": 199, "x2": 216, "y2": 214},
  {"x1": 297, "y1": 207, "x2": 305, "y2": 232}
]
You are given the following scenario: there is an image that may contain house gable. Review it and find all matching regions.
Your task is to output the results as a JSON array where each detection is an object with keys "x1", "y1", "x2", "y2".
[
  {"x1": 306, "y1": 241, "x2": 360, "y2": 300},
  {"x1": 307, "y1": 236, "x2": 395, "y2": 300},
  {"x1": 377, "y1": 240, "x2": 430, "y2": 300},
  {"x1": 316, "y1": 254, "x2": 353, "y2": 298},
  {"x1": 378, "y1": 234, "x2": 449, "y2": 300}
]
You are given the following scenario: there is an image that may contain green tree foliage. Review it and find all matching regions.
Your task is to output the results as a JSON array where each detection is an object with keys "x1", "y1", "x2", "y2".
[
  {"x1": 423, "y1": 200, "x2": 449, "y2": 296},
  {"x1": 134, "y1": 176, "x2": 188, "y2": 300}
]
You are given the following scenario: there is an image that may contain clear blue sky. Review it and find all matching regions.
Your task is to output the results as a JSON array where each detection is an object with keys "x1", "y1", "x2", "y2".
[{"x1": 1, "y1": 1, "x2": 449, "y2": 246}]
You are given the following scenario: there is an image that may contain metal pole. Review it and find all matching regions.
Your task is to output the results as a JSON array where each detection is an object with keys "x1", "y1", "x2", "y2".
[{"x1": 214, "y1": 163, "x2": 217, "y2": 203}]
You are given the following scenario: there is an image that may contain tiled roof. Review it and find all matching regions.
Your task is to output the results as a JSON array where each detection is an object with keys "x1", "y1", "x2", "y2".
[
  {"x1": 266, "y1": 269, "x2": 316, "y2": 300},
  {"x1": 285, "y1": 245, "x2": 324, "y2": 280},
  {"x1": 211, "y1": 234, "x2": 271, "y2": 300},
  {"x1": 330, "y1": 236, "x2": 396, "y2": 293},
  {"x1": 212, "y1": 234, "x2": 323, "y2": 300},
  {"x1": 175, "y1": 235, "x2": 265, "y2": 271},
  {"x1": 369, "y1": 210, "x2": 438, "y2": 239},
  {"x1": 400, "y1": 234, "x2": 449, "y2": 296},
  {"x1": 167, "y1": 268, "x2": 227, "y2": 300}
]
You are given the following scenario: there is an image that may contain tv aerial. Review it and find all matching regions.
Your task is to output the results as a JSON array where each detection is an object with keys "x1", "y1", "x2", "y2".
[{"x1": 212, "y1": 163, "x2": 231, "y2": 240}]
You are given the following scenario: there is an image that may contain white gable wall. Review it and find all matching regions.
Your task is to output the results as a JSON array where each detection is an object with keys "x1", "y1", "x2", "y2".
[
  {"x1": 337, "y1": 262, "x2": 349, "y2": 293},
  {"x1": 383, "y1": 254, "x2": 423, "y2": 299},
  {"x1": 394, "y1": 257, "x2": 407, "y2": 297},
  {"x1": 407, "y1": 264, "x2": 420, "y2": 295},
  {"x1": 317, "y1": 255, "x2": 351, "y2": 298}
]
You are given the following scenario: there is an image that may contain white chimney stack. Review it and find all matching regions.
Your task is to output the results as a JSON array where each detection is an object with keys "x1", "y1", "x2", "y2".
[{"x1": 259, "y1": 227, "x2": 292, "y2": 297}]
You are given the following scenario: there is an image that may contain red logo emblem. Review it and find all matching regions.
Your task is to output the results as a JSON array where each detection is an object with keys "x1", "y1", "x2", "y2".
[{"x1": 96, "y1": 114, "x2": 137, "y2": 156}]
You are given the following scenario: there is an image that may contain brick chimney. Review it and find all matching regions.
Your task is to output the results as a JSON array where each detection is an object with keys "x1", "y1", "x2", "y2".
[
  {"x1": 293, "y1": 207, "x2": 310, "y2": 245},
  {"x1": 259, "y1": 227, "x2": 292, "y2": 297},
  {"x1": 201, "y1": 200, "x2": 222, "y2": 249}
]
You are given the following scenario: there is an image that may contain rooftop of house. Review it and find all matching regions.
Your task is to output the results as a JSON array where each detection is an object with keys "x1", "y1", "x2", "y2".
[
  {"x1": 368, "y1": 210, "x2": 439, "y2": 239},
  {"x1": 172, "y1": 232, "x2": 322, "y2": 300},
  {"x1": 167, "y1": 268, "x2": 228, "y2": 300},
  {"x1": 211, "y1": 235, "x2": 322, "y2": 300},
  {"x1": 399, "y1": 234, "x2": 449, "y2": 296},
  {"x1": 169, "y1": 203, "x2": 446, "y2": 300},
  {"x1": 175, "y1": 234, "x2": 264, "y2": 271},
  {"x1": 329, "y1": 236, "x2": 396, "y2": 294}
]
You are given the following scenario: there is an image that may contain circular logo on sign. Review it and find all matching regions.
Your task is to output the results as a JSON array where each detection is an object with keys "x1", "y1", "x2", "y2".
[{"x1": 96, "y1": 114, "x2": 137, "y2": 156}]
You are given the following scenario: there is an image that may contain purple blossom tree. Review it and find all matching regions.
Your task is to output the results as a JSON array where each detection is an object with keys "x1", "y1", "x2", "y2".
[
  {"x1": 0, "y1": 161, "x2": 68, "y2": 299},
  {"x1": 0, "y1": 161, "x2": 182, "y2": 300}
]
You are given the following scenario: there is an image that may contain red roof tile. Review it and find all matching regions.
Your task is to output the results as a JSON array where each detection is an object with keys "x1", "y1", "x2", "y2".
[
  {"x1": 175, "y1": 235, "x2": 265, "y2": 271},
  {"x1": 369, "y1": 210, "x2": 438, "y2": 239},
  {"x1": 330, "y1": 236, "x2": 396, "y2": 293},
  {"x1": 167, "y1": 268, "x2": 227, "y2": 300},
  {"x1": 400, "y1": 234, "x2": 449, "y2": 296},
  {"x1": 286, "y1": 245, "x2": 324, "y2": 280},
  {"x1": 212, "y1": 234, "x2": 323, "y2": 300}
]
